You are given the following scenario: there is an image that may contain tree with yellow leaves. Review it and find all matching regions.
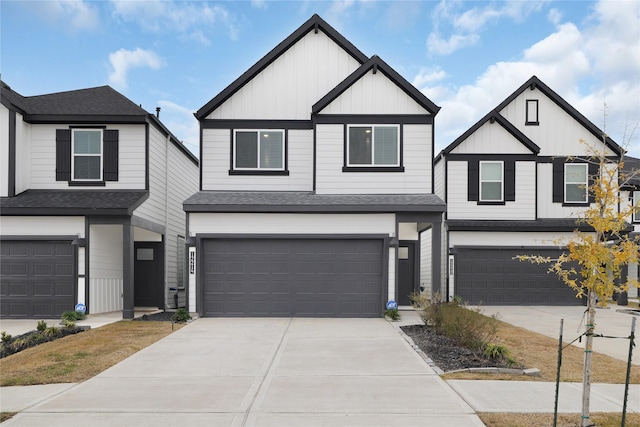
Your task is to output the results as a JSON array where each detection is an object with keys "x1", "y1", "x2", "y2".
[{"x1": 517, "y1": 140, "x2": 639, "y2": 427}]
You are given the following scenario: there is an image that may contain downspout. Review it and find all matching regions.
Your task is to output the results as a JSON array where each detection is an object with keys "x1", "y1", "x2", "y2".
[{"x1": 165, "y1": 133, "x2": 171, "y2": 310}]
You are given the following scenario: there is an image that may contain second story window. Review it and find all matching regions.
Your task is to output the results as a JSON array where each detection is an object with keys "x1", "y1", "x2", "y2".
[
  {"x1": 564, "y1": 163, "x2": 588, "y2": 203},
  {"x1": 72, "y1": 129, "x2": 102, "y2": 181},
  {"x1": 526, "y1": 99, "x2": 539, "y2": 125},
  {"x1": 234, "y1": 130, "x2": 284, "y2": 170},
  {"x1": 479, "y1": 161, "x2": 503, "y2": 202},
  {"x1": 633, "y1": 191, "x2": 640, "y2": 222},
  {"x1": 347, "y1": 125, "x2": 399, "y2": 167}
]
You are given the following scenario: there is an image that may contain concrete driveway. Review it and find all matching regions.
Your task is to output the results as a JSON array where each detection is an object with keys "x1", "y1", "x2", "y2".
[{"x1": 3, "y1": 318, "x2": 484, "y2": 427}]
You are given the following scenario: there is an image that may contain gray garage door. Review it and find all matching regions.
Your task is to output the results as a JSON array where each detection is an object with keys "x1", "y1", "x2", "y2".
[
  {"x1": 202, "y1": 238, "x2": 384, "y2": 317},
  {"x1": 1, "y1": 240, "x2": 75, "y2": 318},
  {"x1": 455, "y1": 248, "x2": 583, "y2": 305}
]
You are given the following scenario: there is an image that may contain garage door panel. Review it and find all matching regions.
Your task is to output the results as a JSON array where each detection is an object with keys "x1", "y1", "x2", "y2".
[
  {"x1": 456, "y1": 248, "x2": 581, "y2": 306},
  {"x1": 203, "y1": 238, "x2": 384, "y2": 317}
]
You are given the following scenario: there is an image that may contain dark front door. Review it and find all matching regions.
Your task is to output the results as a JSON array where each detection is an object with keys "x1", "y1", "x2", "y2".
[
  {"x1": 134, "y1": 242, "x2": 164, "y2": 308},
  {"x1": 397, "y1": 242, "x2": 416, "y2": 306}
]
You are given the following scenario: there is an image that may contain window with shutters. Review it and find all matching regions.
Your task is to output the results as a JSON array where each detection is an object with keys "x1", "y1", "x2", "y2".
[
  {"x1": 346, "y1": 125, "x2": 400, "y2": 169},
  {"x1": 56, "y1": 128, "x2": 119, "y2": 185},
  {"x1": 479, "y1": 161, "x2": 503, "y2": 202},
  {"x1": 564, "y1": 163, "x2": 588, "y2": 203},
  {"x1": 633, "y1": 191, "x2": 640, "y2": 223},
  {"x1": 73, "y1": 130, "x2": 102, "y2": 181},
  {"x1": 231, "y1": 129, "x2": 286, "y2": 174}
]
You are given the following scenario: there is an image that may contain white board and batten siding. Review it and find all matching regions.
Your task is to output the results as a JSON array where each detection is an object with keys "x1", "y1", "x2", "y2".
[
  {"x1": 201, "y1": 128, "x2": 313, "y2": 191},
  {"x1": 207, "y1": 30, "x2": 361, "y2": 121},
  {"x1": 318, "y1": 70, "x2": 429, "y2": 115},
  {"x1": 15, "y1": 113, "x2": 31, "y2": 195},
  {"x1": 315, "y1": 124, "x2": 432, "y2": 194},
  {"x1": 89, "y1": 224, "x2": 123, "y2": 314},
  {"x1": 0, "y1": 105, "x2": 9, "y2": 197},
  {"x1": 28, "y1": 124, "x2": 146, "y2": 190},
  {"x1": 419, "y1": 228, "x2": 432, "y2": 297},
  {"x1": 536, "y1": 163, "x2": 590, "y2": 219},
  {"x1": 447, "y1": 121, "x2": 533, "y2": 155},
  {"x1": 499, "y1": 88, "x2": 614, "y2": 157},
  {"x1": 446, "y1": 160, "x2": 536, "y2": 220}
]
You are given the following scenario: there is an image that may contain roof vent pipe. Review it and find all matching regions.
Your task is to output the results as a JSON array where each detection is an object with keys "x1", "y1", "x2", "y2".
[{"x1": 156, "y1": 107, "x2": 161, "y2": 118}]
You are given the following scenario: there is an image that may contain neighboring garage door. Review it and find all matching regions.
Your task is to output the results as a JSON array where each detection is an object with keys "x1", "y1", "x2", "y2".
[
  {"x1": 455, "y1": 248, "x2": 583, "y2": 306},
  {"x1": 202, "y1": 238, "x2": 384, "y2": 317},
  {"x1": 1, "y1": 240, "x2": 75, "y2": 318}
]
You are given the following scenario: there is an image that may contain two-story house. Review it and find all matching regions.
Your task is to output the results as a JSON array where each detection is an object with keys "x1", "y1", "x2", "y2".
[
  {"x1": 0, "y1": 81, "x2": 198, "y2": 319},
  {"x1": 435, "y1": 76, "x2": 625, "y2": 306},
  {"x1": 183, "y1": 14, "x2": 446, "y2": 317}
]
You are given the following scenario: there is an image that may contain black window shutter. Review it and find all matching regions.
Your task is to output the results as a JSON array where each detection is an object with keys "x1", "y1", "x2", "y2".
[
  {"x1": 103, "y1": 129, "x2": 119, "y2": 181},
  {"x1": 552, "y1": 158, "x2": 564, "y2": 203},
  {"x1": 588, "y1": 162, "x2": 599, "y2": 203},
  {"x1": 505, "y1": 160, "x2": 516, "y2": 201},
  {"x1": 467, "y1": 160, "x2": 479, "y2": 201},
  {"x1": 56, "y1": 129, "x2": 71, "y2": 181}
]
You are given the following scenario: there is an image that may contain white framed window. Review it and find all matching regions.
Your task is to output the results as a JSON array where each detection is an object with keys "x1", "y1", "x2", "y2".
[
  {"x1": 479, "y1": 161, "x2": 503, "y2": 201},
  {"x1": 233, "y1": 130, "x2": 284, "y2": 170},
  {"x1": 564, "y1": 163, "x2": 588, "y2": 203},
  {"x1": 526, "y1": 99, "x2": 539, "y2": 125},
  {"x1": 72, "y1": 129, "x2": 103, "y2": 181},
  {"x1": 633, "y1": 191, "x2": 640, "y2": 222},
  {"x1": 347, "y1": 125, "x2": 399, "y2": 167}
]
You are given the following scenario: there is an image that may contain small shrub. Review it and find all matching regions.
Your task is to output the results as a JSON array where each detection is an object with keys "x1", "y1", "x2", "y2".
[
  {"x1": 37, "y1": 320, "x2": 48, "y2": 332},
  {"x1": 1, "y1": 331, "x2": 12, "y2": 343},
  {"x1": 62, "y1": 320, "x2": 76, "y2": 329},
  {"x1": 483, "y1": 343, "x2": 511, "y2": 360},
  {"x1": 171, "y1": 308, "x2": 191, "y2": 323},
  {"x1": 43, "y1": 326, "x2": 60, "y2": 338},
  {"x1": 61, "y1": 311, "x2": 85, "y2": 322},
  {"x1": 384, "y1": 308, "x2": 401, "y2": 321}
]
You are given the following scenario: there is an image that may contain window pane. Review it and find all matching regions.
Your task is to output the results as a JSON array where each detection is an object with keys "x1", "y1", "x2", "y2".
[
  {"x1": 481, "y1": 162, "x2": 502, "y2": 180},
  {"x1": 236, "y1": 132, "x2": 258, "y2": 168},
  {"x1": 259, "y1": 131, "x2": 283, "y2": 169},
  {"x1": 349, "y1": 127, "x2": 372, "y2": 165},
  {"x1": 74, "y1": 156, "x2": 101, "y2": 180},
  {"x1": 374, "y1": 126, "x2": 398, "y2": 165},
  {"x1": 566, "y1": 183, "x2": 587, "y2": 202},
  {"x1": 481, "y1": 182, "x2": 502, "y2": 201},
  {"x1": 74, "y1": 131, "x2": 101, "y2": 154},
  {"x1": 565, "y1": 164, "x2": 587, "y2": 183},
  {"x1": 526, "y1": 100, "x2": 538, "y2": 123}
]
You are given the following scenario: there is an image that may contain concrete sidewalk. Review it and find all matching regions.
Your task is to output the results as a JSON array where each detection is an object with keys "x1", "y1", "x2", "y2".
[{"x1": 1, "y1": 318, "x2": 484, "y2": 426}]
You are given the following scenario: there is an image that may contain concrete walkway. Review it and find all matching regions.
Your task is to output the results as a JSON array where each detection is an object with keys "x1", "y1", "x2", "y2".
[{"x1": 1, "y1": 318, "x2": 484, "y2": 426}]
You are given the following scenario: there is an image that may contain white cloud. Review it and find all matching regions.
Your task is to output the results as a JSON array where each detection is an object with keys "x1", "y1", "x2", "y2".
[
  {"x1": 427, "y1": 0, "x2": 548, "y2": 56},
  {"x1": 27, "y1": 0, "x2": 99, "y2": 32},
  {"x1": 109, "y1": 0, "x2": 239, "y2": 43},
  {"x1": 547, "y1": 8, "x2": 562, "y2": 25},
  {"x1": 108, "y1": 48, "x2": 165, "y2": 90},
  {"x1": 427, "y1": 32, "x2": 479, "y2": 55},
  {"x1": 251, "y1": 0, "x2": 268, "y2": 9},
  {"x1": 413, "y1": 67, "x2": 447, "y2": 89}
]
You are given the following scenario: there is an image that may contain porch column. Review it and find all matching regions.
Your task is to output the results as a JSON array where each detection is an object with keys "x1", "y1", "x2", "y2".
[
  {"x1": 431, "y1": 217, "x2": 442, "y2": 299},
  {"x1": 122, "y1": 222, "x2": 134, "y2": 319}
]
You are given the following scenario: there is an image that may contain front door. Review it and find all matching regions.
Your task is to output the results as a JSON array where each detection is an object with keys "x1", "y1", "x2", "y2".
[
  {"x1": 134, "y1": 242, "x2": 164, "y2": 308},
  {"x1": 397, "y1": 242, "x2": 416, "y2": 306}
]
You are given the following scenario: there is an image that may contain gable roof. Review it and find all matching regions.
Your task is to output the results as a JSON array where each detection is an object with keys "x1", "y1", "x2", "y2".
[
  {"x1": 195, "y1": 14, "x2": 369, "y2": 120},
  {"x1": 496, "y1": 76, "x2": 623, "y2": 156},
  {"x1": 441, "y1": 111, "x2": 540, "y2": 155},
  {"x1": 312, "y1": 55, "x2": 440, "y2": 116}
]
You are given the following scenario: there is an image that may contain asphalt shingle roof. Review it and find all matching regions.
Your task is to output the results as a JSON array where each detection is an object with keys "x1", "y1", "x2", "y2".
[
  {"x1": 184, "y1": 191, "x2": 446, "y2": 213},
  {"x1": 0, "y1": 190, "x2": 148, "y2": 215}
]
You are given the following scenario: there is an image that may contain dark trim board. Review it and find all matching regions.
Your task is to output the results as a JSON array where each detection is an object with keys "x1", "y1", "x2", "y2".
[
  {"x1": 202, "y1": 119, "x2": 313, "y2": 129},
  {"x1": 314, "y1": 114, "x2": 433, "y2": 125},
  {"x1": 8, "y1": 110, "x2": 16, "y2": 197}
]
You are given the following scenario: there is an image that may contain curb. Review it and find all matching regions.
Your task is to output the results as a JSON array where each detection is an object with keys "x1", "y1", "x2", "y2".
[{"x1": 446, "y1": 367, "x2": 541, "y2": 376}]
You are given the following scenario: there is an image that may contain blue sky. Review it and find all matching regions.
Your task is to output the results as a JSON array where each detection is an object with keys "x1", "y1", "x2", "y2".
[{"x1": 2, "y1": 0, "x2": 639, "y2": 157}]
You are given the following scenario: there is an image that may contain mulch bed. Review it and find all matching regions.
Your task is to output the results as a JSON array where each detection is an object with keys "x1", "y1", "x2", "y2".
[
  {"x1": 132, "y1": 311, "x2": 177, "y2": 322},
  {"x1": 401, "y1": 324, "x2": 519, "y2": 372},
  {"x1": 0, "y1": 326, "x2": 87, "y2": 359}
]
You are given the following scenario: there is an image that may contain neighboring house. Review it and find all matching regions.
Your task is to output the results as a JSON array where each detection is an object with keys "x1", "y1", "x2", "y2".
[
  {"x1": 0, "y1": 81, "x2": 199, "y2": 319},
  {"x1": 184, "y1": 14, "x2": 446, "y2": 317},
  {"x1": 619, "y1": 156, "x2": 640, "y2": 300},
  {"x1": 435, "y1": 75, "x2": 625, "y2": 306}
]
